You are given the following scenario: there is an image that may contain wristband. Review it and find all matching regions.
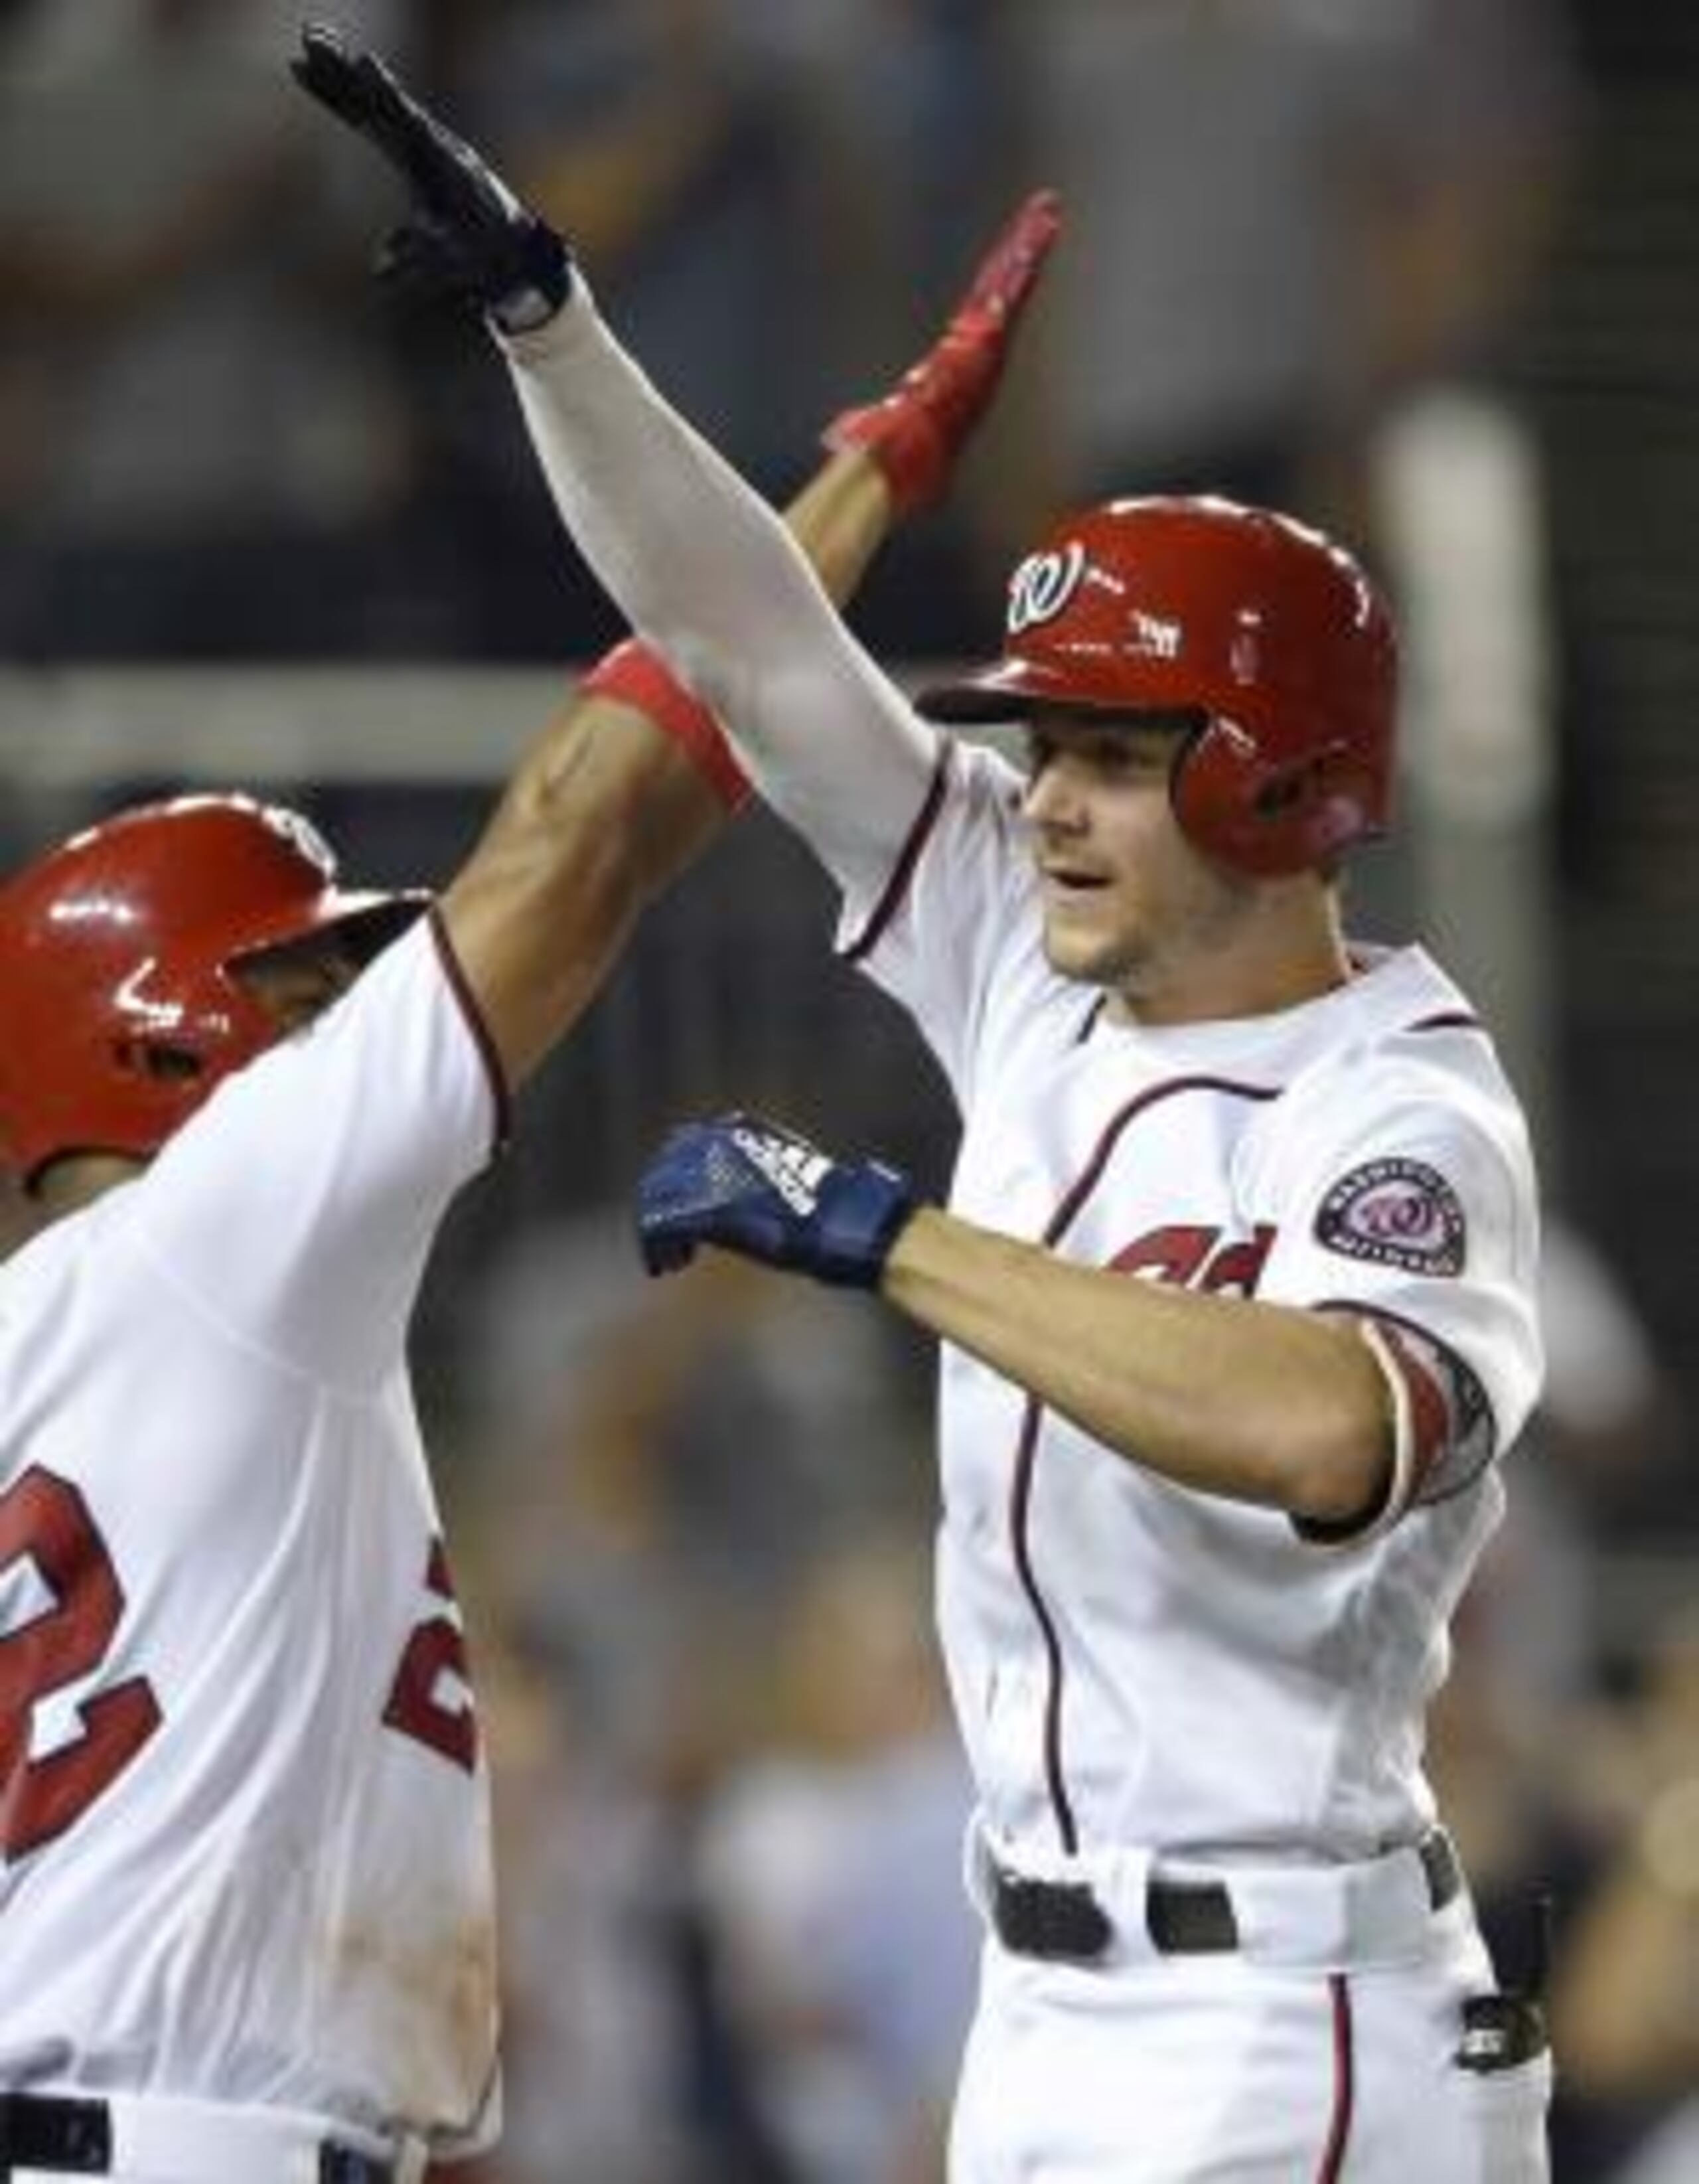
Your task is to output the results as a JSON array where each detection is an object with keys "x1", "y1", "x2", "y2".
[{"x1": 579, "y1": 639, "x2": 750, "y2": 811}]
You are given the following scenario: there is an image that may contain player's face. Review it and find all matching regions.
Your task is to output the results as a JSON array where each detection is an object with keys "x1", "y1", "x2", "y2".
[{"x1": 1019, "y1": 711, "x2": 1263, "y2": 1021}]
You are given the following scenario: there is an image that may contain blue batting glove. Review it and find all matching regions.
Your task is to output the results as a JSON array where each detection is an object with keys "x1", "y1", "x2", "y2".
[
  {"x1": 636, "y1": 1113, "x2": 918, "y2": 1291},
  {"x1": 292, "y1": 22, "x2": 573, "y2": 333}
]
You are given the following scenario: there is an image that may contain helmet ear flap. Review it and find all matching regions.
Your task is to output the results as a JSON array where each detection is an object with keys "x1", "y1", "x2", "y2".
[{"x1": 1171, "y1": 715, "x2": 1386, "y2": 878}]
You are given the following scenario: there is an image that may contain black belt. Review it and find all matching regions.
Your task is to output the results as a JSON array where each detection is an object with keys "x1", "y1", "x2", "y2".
[
  {"x1": 0, "y1": 2096, "x2": 394, "y2": 2182},
  {"x1": 988, "y1": 1828, "x2": 1463, "y2": 1964}
]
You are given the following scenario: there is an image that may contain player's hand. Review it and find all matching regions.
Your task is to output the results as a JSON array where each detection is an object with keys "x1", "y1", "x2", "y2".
[
  {"x1": 635, "y1": 1113, "x2": 917, "y2": 1290},
  {"x1": 823, "y1": 189, "x2": 1063, "y2": 514},
  {"x1": 291, "y1": 21, "x2": 573, "y2": 332}
]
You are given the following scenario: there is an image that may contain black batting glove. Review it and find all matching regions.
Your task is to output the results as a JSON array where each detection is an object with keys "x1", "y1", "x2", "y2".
[
  {"x1": 636, "y1": 1113, "x2": 919, "y2": 1291},
  {"x1": 291, "y1": 21, "x2": 573, "y2": 332}
]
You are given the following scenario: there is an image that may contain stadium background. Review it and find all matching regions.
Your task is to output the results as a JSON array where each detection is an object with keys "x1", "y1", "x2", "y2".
[{"x1": 1, "y1": 4, "x2": 1695, "y2": 2179}]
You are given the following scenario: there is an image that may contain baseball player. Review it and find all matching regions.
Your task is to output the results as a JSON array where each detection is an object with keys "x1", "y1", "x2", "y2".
[
  {"x1": 296, "y1": 29, "x2": 1553, "y2": 2182},
  {"x1": 0, "y1": 46, "x2": 1059, "y2": 2181}
]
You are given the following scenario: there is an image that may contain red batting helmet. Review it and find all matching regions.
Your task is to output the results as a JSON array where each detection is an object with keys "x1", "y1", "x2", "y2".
[
  {"x1": 0, "y1": 793, "x2": 427, "y2": 1186},
  {"x1": 916, "y1": 497, "x2": 1397, "y2": 876}
]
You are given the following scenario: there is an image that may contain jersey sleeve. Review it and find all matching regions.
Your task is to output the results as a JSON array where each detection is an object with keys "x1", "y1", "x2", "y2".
[
  {"x1": 1249, "y1": 1041, "x2": 1543, "y2": 1524},
  {"x1": 836, "y1": 739, "x2": 1041, "y2": 1107},
  {"x1": 121, "y1": 915, "x2": 506, "y2": 1392}
]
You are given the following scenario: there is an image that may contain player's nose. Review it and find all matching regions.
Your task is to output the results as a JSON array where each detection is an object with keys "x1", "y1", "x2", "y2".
[{"x1": 1021, "y1": 753, "x2": 1088, "y2": 834}]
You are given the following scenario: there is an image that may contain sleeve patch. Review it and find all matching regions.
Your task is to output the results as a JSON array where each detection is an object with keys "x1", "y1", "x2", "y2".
[{"x1": 1314, "y1": 1158, "x2": 1466, "y2": 1277}]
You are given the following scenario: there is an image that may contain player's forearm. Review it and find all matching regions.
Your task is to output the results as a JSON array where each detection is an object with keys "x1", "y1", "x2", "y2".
[
  {"x1": 441, "y1": 690, "x2": 722, "y2": 1086},
  {"x1": 784, "y1": 445, "x2": 895, "y2": 609},
  {"x1": 500, "y1": 294, "x2": 936, "y2": 861},
  {"x1": 881, "y1": 1207, "x2": 1394, "y2": 1524},
  {"x1": 501, "y1": 290, "x2": 819, "y2": 680}
]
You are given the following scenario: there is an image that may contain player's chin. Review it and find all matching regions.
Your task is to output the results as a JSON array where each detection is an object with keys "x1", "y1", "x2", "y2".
[
  {"x1": 1031, "y1": 921, "x2": 1126, "y2": 991},
  {"x1": 1039, "y1": 897, "x2": 1136, "y2": 985}
]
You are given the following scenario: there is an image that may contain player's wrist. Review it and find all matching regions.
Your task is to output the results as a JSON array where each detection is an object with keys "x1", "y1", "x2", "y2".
[
  {"x1": 824, "y1": 396, "x2": 947, "y2": 516},
  {"x1": 815, "y1": 1157, "x2": 919, "y2": 1288},
  {"x1": 634, "y1": 1115, "x2": 919, "y2": 1292},
  {"x1": 824, "y1": 334, "x2": 990, "y2": 514},
  {"x1": 482, "y1": 218, "x2": 575, "y2": 335}
]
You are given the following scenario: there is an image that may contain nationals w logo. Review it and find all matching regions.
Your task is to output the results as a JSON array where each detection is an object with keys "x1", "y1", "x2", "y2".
[{"x1": 1007, "y1": 541, "x2": 1087, "y2": 633}]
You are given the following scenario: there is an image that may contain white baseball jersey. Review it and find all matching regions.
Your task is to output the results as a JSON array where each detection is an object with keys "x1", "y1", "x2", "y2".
[
  {"x1": 0, "y1": 916, "x2": 503, "y2": 2157},
  {"x1": 503, "y1": 292, "x2": 1543, "y2": 1867},
  {"x1": 504, "y1": 283, "x2": 1552, "y2": 2181},
  {"x1": 840, "y1": 740, "x2": 1542, "y2": 1865}
]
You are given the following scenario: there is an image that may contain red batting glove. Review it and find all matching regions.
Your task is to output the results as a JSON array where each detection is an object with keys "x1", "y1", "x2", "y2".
[{"x1": 822, "y1": 189, "x2": 1063, "y2": 516}]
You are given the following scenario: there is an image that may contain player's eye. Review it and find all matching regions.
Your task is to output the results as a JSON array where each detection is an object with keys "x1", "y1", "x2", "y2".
[{"x1": 121, "y1": 1040, "x2": 204, "y2": 1083}]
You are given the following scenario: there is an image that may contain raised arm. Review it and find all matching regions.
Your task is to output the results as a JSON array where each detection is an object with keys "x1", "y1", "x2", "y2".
[
  {"x1": 500, "y1": 194, "x2": 1060, "y2": 881},
  {"x1": 436, "y1": 443, "x2": 895, "y2": 1087},
  {"x1": 291, "y1": 25, "x2": 1059, "y2": 900},
  {"x1": 293, "y1": 26, "x2": 1048, "y2": 1086}
]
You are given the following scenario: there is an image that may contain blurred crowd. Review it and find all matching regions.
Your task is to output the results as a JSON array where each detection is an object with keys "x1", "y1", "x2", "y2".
[
  {"x1": 0, "y1": 0, "x2": 1573, "y2": 663},
  {"x1": 4, "y1": 3, "x2": 1698, "y2": 2181}
]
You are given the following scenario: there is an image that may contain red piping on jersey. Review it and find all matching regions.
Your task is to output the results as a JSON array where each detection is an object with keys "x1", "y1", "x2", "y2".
[
  {"x1": 427, "y1": 907, "x2": 512, "y2": 1160},
  {"x1": 841, "y1": 743, "x2": 953, "y2": 965},
  {"x1": 1013, "y1": 1073, "x2": 1279, "y2": 1854},
  {"x1": 1406, "y1": 1010, "x2": 1485, "y2": 1035},
  {"x1": 1008, "y1": 1392, "x2": 1079, "y2": 1850},
  {"x1": 1315, "y1": 1975, "x2": 1355, "y2": 2183},
  {"x1": 1040, "y1": 1075, "x2": 1280, "y2": 1251}
]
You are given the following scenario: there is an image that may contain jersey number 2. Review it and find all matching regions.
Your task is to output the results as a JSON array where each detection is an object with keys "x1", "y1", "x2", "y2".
[
  {"x1": 1, "y1": 1475, "x2": 478, "y2": 1863},
  {"x1": 382, "y1": 1539, "x2": 479, "y2": 1775},
  {"x1": 0, "y1": 1466, "x2": 163, "y2": 1861}
]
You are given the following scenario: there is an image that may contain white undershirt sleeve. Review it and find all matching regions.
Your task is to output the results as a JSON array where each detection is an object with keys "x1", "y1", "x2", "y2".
[{"x1": 498, "y1": 290, "x2": 938, "y2": 906}]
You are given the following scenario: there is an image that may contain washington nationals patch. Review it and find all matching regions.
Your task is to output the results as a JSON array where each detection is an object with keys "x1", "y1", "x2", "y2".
[{"x1": 1315, "y1": 1158, "x2": 1466, "y2": 1276}]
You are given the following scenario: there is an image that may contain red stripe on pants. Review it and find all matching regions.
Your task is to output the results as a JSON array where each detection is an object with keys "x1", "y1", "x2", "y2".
[{"x1": 1315, "y1": 1974, "x2": 1355, "y2": 2181}]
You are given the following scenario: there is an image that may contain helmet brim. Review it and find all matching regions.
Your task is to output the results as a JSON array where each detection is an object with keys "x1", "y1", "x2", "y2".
[
  {"x1": 913, "y1": 657, "x2": 1076, "y2": 724},
  {"x1": 223, "y1": 886, "x2": 431, "y2": 972},
  {"x1": 914, "y1": 657, "x2": 1203, "y2": 730}
]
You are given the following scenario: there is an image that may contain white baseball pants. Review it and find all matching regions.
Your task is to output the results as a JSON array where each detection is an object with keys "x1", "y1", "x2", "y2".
[{"x1": 950, "y1": 1831, "x2": 1550, "y2": 2181}]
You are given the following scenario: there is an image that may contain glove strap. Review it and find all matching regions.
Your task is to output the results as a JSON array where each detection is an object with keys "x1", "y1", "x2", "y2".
[
  {"x1": 484, "y1": 224, "x2": 576, "y2": 335},
  {"x1": 825, "y1": 391, "x2": 951, "y2": 517},
  {"x1": 579, "y1": 640, "x2": 750, "y2": 811},
  {"x1": 816, "y1": 1159, "x2": 919, "y2": 1288}
]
